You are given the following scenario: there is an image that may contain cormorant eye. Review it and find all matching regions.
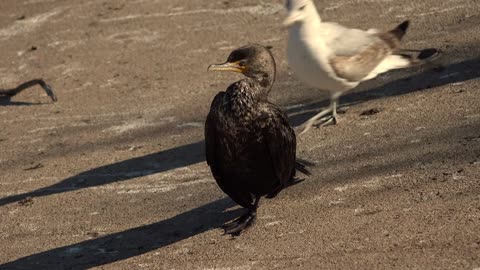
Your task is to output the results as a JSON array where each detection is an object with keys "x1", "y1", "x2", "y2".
[{"x1": 299, "y1": 5, "x2": 306, "y2": 10}]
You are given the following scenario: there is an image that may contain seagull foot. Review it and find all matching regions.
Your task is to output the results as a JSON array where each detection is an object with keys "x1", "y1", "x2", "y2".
[
  {"x1": 313, "y1": 115, "x2": 338, "y2": 128},
  {"x1": 297, "y1": 108, "x2": 336, "y2": 135},
  {"x1": 222, "y1": 210, "x2": 257, "y2": 236}
]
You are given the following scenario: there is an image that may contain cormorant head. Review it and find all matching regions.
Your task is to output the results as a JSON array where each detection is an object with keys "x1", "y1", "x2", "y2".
[
  {"x1": 208, "y1": 44, "x2": 276, "y2": 90},
  {"x1": 283, "y1": 0, "x2": 316, "y2": 27}
]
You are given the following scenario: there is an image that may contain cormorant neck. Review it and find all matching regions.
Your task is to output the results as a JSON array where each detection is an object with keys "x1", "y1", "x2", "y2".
[
  {"x1": 256, "y1": 73, "x2": 274, "y2": 88},
  {"x1": 250, "y1": 71, "x2": 275, "y2": 98}
]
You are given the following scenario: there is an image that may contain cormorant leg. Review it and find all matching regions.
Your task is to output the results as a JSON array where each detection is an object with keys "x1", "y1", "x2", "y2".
[{"x1": 222, "y1": 197, "x2": 260, "y2": 236}]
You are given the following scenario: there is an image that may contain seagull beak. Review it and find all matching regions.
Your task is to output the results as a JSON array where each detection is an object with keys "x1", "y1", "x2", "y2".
[
  {"x1": 207, "y1": 61, "x2": 246, "y2": 74},
  {"x1": 283, "y1": 13, "x2": 301, "y2": 27}
]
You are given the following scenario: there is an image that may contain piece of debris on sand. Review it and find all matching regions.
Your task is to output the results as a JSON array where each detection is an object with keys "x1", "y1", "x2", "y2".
[
  {"x1": 18, "y1": 197, "x2": 34, "y2": 206},
  {"x1": 24, "y1": 163, "x2": 44, "y2": 171},
  {"x1": 0, "y1": 79, "x2": 57, "y2": 102},
  {"x1": 360, "y1": 108, "x2": 382, "y2": 116}
]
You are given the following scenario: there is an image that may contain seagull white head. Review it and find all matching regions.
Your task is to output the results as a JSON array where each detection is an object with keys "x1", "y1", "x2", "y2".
[{"x1": 283, "y1": 0, "x2": 316, "y2": 27}]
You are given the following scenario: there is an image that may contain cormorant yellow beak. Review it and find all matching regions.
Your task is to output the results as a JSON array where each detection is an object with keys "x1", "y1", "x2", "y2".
[{"x1": 207, "y1": 61, "x2": 246, "y2": 74}]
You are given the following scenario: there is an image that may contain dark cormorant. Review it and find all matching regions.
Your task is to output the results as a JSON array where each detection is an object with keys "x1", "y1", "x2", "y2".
[
  {"x1": 205, "y1": 44, "x2": 311, "y2": 236},
  {"x1": 0, "y1": 79, "x2": 57, "y2": 102}
]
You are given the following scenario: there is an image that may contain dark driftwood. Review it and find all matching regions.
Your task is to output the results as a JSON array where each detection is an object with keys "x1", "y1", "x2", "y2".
[{"x1": 0, "y1": 79, "x2": 57, "y2": 102}]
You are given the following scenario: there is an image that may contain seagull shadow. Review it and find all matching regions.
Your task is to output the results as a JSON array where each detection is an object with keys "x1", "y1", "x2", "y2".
[
  {"x1": 0, "y1": 197, "x2": 241, "y2": 270},
  {"x1": 286, "y1": 57, "x2": 480, "y2": 126},
  {"x1": 0, "y1": 141, "x2": 205, "y2": 207}
]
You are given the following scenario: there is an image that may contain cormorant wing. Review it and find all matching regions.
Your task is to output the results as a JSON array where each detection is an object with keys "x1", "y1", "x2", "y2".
[
  {"x1": 261, "y1": 103, "x2": 296, "y2": 186},
  {"x1": 205, "y1": 92, "x2": 228, "y2": 191}
]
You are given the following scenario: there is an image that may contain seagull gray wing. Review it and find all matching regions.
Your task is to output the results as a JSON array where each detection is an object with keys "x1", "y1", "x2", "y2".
[
  {"x1": 321, "y1": 22, "x2": 381, "y2": 56},
  {"x1": 326, "y1": 21, "x2": 410, "y2": 82}
]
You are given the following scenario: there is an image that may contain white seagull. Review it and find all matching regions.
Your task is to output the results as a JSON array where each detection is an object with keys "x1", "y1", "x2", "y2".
[{"x1": 284, "y1": 0, "x2": 440, "y2": 135}]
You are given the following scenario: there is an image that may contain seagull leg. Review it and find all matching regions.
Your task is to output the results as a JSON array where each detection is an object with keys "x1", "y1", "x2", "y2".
[
  {"x1": 298, "y1": 107, "x2": 332, "y2": 135},
  {"x1": 331, "y1": 95, "x2": 340, "y2": 125},
  {"x1": 222, "y1": 197, "x2": 260, "y2": 236},
  {"x1": 298, "y1": 93, "x2": 342, "y2": 135},
  {"x1": 313, "y1": 94, "x2": 340, "y2": 127}
]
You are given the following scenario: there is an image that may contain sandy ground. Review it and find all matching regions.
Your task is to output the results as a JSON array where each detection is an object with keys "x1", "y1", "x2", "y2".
[{"x1": 0, "y1": 0, "x2": 479, "y2": 269}]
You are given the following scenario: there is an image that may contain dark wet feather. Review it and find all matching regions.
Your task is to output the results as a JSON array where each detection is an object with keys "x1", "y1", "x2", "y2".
[{"x1": 205, "y1": 80, "x2": 308, "y2": 208}]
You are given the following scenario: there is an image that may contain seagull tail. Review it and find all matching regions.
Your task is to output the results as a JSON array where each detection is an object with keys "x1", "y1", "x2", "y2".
[
  {"x1": 390, "y1": 20, "x2": 410, "y2": 41},
  {"x1": 361, "y1": 48, "x2": 441, "y2": 81},
  {"x1": 398, "y1": 48, "x2": 442, "y2": 66}
]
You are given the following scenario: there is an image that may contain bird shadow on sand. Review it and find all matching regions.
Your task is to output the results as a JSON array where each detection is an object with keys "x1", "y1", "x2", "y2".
[
  {"x1": 0, "y1": 140, "x2": 241, "y2": 270},
  {"x1": 2, "y1": 112, "x2": 479, "y2": 270},
  {"x1": 1, "y1": 57, "x2": 479, "y2": 269},
  {"x1": 0, "y1": 197, "x2": 241, "y2": 270},
  {"x1": 1, "y1": 58, "x2": 478, "y2": 207},
  {"x1": 0, "y1": 79, "x2": 57, "y2": 106},
  {"x1": 285, "y1": 57, "x2": 480, "y2": 126},
  {"x1": 0, "y1": 141, "x2": 205, "y2": 207}
]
